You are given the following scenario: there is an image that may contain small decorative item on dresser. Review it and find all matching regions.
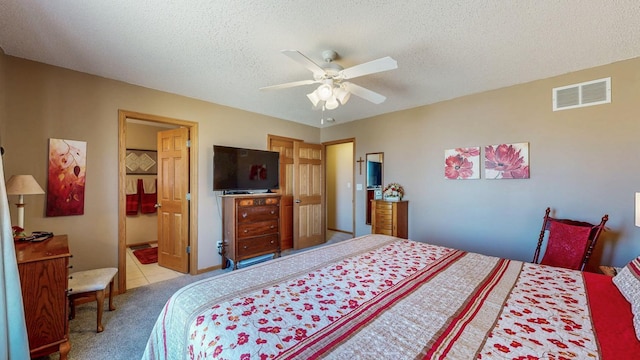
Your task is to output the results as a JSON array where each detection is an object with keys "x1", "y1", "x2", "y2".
[{"x1": 383, "y1": 182, "x2": 404, "y2": 201}]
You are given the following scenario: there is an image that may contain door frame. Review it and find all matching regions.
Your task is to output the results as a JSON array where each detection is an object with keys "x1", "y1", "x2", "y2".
[
  {"x1": 322, "y1": 138, "x2": 356, "y2": 238},
  {"x1": 117, "y1": 110, "x2": 199, "y2": 293}
]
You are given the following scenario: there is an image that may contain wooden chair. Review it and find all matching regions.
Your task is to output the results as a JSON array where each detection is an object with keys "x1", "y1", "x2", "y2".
[
  {"x1": 68, "y1": 267, "x2": 118, "y2": 332},
  {"x1": 533, "y1": 207, "x2": 608, "y2": 271}
]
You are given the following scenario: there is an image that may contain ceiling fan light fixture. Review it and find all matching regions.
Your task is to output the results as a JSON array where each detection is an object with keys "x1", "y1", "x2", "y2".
[
  {"x1": 317, "y1": 83, "x2": 333, "y2": 101},
  {"x1": 334, "y1": 86, "x2": 351, "y2": 105},
  {"x1": 306, "y1": 90, "x2": 321, "y2": 107},
  {"x1": 325, "y1": 96, "x2": 339, "y2": 110}
]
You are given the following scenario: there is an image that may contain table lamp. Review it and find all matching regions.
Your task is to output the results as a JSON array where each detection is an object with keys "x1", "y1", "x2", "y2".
[{"x1": 5, "y1": 175, "x2": 45, "y2": 230}]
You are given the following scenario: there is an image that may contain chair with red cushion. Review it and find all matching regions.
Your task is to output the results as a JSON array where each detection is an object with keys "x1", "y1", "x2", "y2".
[{"x1": 533, "y1": 207, "x2": 608, "y2": 271}]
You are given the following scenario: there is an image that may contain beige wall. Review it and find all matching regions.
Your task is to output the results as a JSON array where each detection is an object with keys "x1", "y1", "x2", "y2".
[
  {"x1": 323, "y1": 56, "x2": 640, "y2": 269},
  {"x1": 3, "y1": 51, "x2": 640, "y2": 274},
  {"x1": 1, "y1": 55, "x2": 320, "y2": 274}
]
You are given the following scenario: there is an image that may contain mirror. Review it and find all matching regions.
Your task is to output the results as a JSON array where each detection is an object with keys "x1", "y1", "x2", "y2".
[
  {"x1": 366, "y1": 153, "x2": 384, "y2": 189},
  {"x1": 365, "y1": 152, "x2": 383, "y2": 225}
]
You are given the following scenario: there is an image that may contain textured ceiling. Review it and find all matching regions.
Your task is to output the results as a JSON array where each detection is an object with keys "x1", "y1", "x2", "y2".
[{"x1": 1, "y1": 1, "x2": 640, "y2": 128}]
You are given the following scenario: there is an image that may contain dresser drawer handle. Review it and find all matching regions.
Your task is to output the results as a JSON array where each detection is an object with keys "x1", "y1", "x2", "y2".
[
  {"x1": 241, "y1": 212, "x2": 248, "y2": 218},
  {"x1": 270, "y1": 240, "x2": 274, "y2": 244},
  {"x1": 270, "y1": 210, "x2": 275, "y2": 214},
  {"x1": 243, "y1": 246, "x2": 248, "y2": 249},
  {"x1": 270, "y1": 225, "x2": 275, "y2": 229},
  {"x1": 243, "y1": 229, "x2": 249, "y2": 233}
]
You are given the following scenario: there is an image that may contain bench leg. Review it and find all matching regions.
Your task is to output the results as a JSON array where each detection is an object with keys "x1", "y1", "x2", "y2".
[
  {"x1": 108, "y1": 278, "x2": 116, "y2": 311},
  {"x1": 69, "y1": 296, "x2": 76, "y2": 320},
  {"x1": 96, "y1": 289, "x2": 105, "y2": 333}
]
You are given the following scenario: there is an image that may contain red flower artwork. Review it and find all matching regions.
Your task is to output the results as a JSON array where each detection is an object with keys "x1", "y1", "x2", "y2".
[
  {"x1": 444, "y1": 147, "x2": 480, "y2": 179},
  {"x1": 485, "y1": 143, "x2": 530, "y2": 179},
  {"x1": 46, "y1": 138, "x2": 87, "y2": 216}
]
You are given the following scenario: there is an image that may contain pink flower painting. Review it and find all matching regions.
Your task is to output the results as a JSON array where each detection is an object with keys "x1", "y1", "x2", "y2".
[
  {"x1": 485, "y1": 143, "x2": 529, "y2": 179},
  {"x1": 46, "y1": 138, "x2": 87, "y2": 216},
  {"x1": 444, "y1": 147, "x2": 480, "y2": 179}
]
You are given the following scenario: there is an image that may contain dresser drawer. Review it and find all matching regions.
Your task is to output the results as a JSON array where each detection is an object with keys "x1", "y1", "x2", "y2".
[
  {"x1": 237, "y1": 234, "x2": 279, "y2": 257},
  {"x1": 375, "y1": 202, "x2": 393, "y2": 211},
  {"x1": 375, "y1": 216, "x2": 392, "y2": 228},
  {"x1": 238, "y1": 220, "x2": 279, "y2": 239},
  {"x1": 374, "y1": 227, "x2": 393, "y2": 236},
  {"x1": 237, "y1": 197, "x2": 280, "y2": 207},
  {"x1": 237, "y1": 205, "x2": 279, "y2": 223}
]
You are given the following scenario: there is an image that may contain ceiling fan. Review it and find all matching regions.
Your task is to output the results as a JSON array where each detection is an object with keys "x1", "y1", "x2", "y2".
[{"x1": 260, "y1": 50, "x2": 398, "y2": 110}]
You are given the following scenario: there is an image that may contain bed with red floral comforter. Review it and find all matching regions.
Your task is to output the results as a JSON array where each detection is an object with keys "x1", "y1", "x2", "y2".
[{"x1": 142, "y1": 234, "x2": 639, "y2": 359}]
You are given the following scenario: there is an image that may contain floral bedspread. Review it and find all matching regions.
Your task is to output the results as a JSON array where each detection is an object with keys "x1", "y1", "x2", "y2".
[{"x1": 142, "y1": 234, "x2": 600, "y2": 359}]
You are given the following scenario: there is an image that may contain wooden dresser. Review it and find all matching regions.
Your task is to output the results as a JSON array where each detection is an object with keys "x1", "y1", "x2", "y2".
[
  {"x1": 15, "y1": 234, "x2": 72, "y2": 359},
  {"x1": 371, "y1": 200, "x2": 409, "y2": 239},
  {"x1": 222, "y1": 194, "x2": 281, "y2": 269}
]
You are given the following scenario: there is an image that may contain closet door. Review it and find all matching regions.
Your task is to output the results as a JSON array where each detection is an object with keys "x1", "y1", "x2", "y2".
[
  {"x1": 268, "y1": 135, "x2": 296, "y2": 250},
  {"x1": 293, "y1": 141, "x2": 325, "y2": 249}
]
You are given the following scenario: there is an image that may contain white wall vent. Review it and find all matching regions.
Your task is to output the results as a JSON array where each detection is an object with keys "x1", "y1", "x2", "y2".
[{"x1": 552, "y1": 77, "x2": 610, "y2": 111}]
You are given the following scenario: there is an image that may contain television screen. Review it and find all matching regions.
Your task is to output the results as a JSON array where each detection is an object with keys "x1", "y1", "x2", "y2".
[
  {"x1": 213, "y1": 145, "x2": 280, "y2": 192},
  {"x1": 367, "y1": 160, "x2": 382, "y2": 188}
]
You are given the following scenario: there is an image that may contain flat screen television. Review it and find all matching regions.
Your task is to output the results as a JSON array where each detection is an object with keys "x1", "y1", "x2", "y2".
[{"x1": 213, "y1": 145, "x2": 280, "y2": 193}]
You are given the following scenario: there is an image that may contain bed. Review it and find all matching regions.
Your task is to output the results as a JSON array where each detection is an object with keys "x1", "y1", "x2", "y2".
[{"x1": 142, "y1": 234, "x2": 640, "y2": 359}]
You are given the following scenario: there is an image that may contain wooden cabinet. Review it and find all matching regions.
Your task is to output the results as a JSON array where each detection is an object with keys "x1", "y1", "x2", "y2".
[
  {"x1": 222, "y1": 194, "x2": 281, "y2": 269},
  {"x1": 15, "y1": 235, "x2": 72, "y2": 359},
  {"x1": 371, "y1": 200, "x2": 408, "y2": 239}
]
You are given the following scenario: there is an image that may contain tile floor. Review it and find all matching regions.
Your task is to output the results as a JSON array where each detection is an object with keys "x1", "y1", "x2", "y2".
[{"x1": 126, "y1": 244, "x2": 184, "y2": 289}]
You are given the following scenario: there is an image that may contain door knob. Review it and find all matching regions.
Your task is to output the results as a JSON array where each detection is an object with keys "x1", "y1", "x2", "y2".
[
  {"x1": 154, "y1": 203, "x2": 161, "y2": 208},
  {"x1": 295, "y1": 199, "x2": 301, "y2": 203}
]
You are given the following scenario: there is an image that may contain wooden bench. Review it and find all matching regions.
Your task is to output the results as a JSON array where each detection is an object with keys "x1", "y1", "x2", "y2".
[{"x1": 68, "y1": 267, "x2": 118, "y2": 333}]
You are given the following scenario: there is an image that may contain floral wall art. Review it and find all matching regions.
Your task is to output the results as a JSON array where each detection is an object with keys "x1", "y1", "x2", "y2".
[
  {"x1": 46, "y1": 138, "x2": 87, "y2": 216},
  {"x1": 444, "y1": 147, "x2": 480, "y2": 179},
  {"x1": 484, "y1": 142, "x2": 529, "y2": 179}
]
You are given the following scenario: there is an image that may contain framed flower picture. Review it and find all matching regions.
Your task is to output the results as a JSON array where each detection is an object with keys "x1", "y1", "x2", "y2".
[
  {"x1": 484, "y1": 142, "x2": 529, "y2": 179},
  {"x1": 46, "y1": 138, "x2": 87, "y2": 216},
  {"x1": 444, "y1": 147, "x2": 480, "y2": 179}
]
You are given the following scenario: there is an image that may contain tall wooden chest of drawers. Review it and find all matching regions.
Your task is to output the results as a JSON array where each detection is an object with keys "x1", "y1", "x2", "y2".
[
  {"x1": 222, "y1": 194, "x2": 281, "y2": 269},
  {"x1": 371, "y1": 200, "x2": 409, "y2": 239},
  {"x1": 15, "y1": 234, "x2": 72, "y2": 359}
]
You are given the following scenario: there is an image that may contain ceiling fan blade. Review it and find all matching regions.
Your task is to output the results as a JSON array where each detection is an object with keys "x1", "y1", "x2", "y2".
[
  {"x1": 281, "y1": 50, "x2": 326, "y2": 78},
  {"x1": 339, "y1": 56, "x2": 398, "y2": 80},
  {"x1": 260, "y1": 79, "x2": 318, "y2": 91},
  {"x1": 344, "y1": 82, "x2": 387, "y2": 104}
]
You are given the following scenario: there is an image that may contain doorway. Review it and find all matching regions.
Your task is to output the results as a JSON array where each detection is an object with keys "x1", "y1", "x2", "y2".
[
  {"x1": 117, "y1": 110, "x2": 199, "y2": 293},
  {"x1": 324, "y1": 139, "x2": 355, "y2": 242}
]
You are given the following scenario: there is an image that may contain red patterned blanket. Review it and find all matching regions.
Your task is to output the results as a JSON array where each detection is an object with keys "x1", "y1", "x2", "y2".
[{"x1": 142, "y1": 234, "x2": 638, "y2": 359}]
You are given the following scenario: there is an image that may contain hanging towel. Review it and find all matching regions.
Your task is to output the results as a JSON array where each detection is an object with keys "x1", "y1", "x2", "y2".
[
  {"x1": 143, "y1": 179, "x2": 156, "y2": 194},
  {"x1": 141, "y1": 179, "x2": 157, "y2": 214},
  {"x1": 126, "y1": 179, "x2": 142, "y2": 216},
  {"x1": 126, "y1": 179, "x2": 138, "y2": 195}
]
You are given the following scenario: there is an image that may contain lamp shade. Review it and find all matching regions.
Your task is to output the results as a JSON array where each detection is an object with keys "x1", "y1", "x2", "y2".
[
  {"x1": 316, "y1": 84, "x2": 333, "y2": 101},
  {"x1": 334, "y1": 86, "x2": 351, "y2": 105},
  {"x1": 306, "y1": 90, "x2": 321, "y2": 107},
  {"x1": 5, "y1": 175, "x2": 45, "y2": 195}
]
